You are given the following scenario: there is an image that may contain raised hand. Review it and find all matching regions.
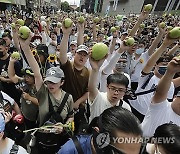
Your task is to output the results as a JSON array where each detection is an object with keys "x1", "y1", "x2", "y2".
[
  {"x1": 18, "y1": 32, "x2": 33, "y2": 51},
  {"x1": 167, "y1": 56, "x2": 180, "y2": 74},
  {"x1": 89, "y1": 52, "x2": 107, "y2": 71},
  {"x1": 62, "y1": 22, "x2": 73, "y2": 35}
]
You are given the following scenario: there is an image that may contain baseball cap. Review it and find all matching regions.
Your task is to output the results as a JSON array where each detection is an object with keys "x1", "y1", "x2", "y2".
[
  {"x1": 36, "y1": 44, "x2": 49, "y2": 59},
  {"x1": 76, "y1": 45, "x2": 89, "y2": 54},
  {"x1": 70, "y1": 41, "x2": 77, "y2": 46},
  {"x1": 0, "y1": 113, "x2": 5, "y2": 132},
  {"x1": 25, "y1": 68, "x2": 34, "y2": 76},
  {"x1": 121, "y1": 31, "x2": 128, "y2": 36},
  {"x1": 44, "y1": 67, "x2": 65, "y2": 83}
]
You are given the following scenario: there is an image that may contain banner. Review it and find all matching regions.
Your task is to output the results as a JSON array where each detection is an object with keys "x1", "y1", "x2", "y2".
[
  {"x1": 0, "y1": 0, "x2": 14, "y2": 4},
  {"x1": 94, "y1": 0, "x2": 99, "y2": 13}
]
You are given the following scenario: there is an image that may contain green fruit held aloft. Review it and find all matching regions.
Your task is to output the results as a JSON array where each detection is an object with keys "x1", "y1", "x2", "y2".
[
  {"x1": 110, "y1": 27, "x2": 116, "y2": 33},
  {"x1": 140, "y1": 24, "x2": 145, "y2": 28},
  {"x1": 124, "y1": 37, "x2": 135, "y2": 46},
  {"x1": 11, "y1": 23, "x2": 16, "y2": 29},
  {"x1": 64, "y1": 18, "x2": 73, "y2": 28},
  {"x1": 57, "y1": 22, "x2": 62, "y2": 28},
  {"x1": 79, "y1": 16, "x2": 85, "y2": 23},
  {"x1": 115, "y1": 26, "x2": 120, "y2": 30},
  {"x1": 19, "y1": 26, "x2": 31, "y2": 39},
  {"x1": 16, "y1": 19, "x2": 24, "y2": 26},
  {"x1": 169, "y1": 27, "x2": 180, "y2": 39},
  {"x1": 167, "y1": 26, "x2": 173, "y2": 31},
  {"x1": 92, "y1": 43, "x2": 108, "y2": 61},
  {"x1": 159, "y1": 22, "x2": 166, "y2": 28},
  {"x1": 11, "y1": 52, "x2": 20, "y2": 59},
  {"x1": 144, "y1": 4, "x2": 153, "y2": 12},
  {"x1": 117, "y1": 15, "x2": 123, "y2": 21},
  {"x1": 94, "y1": 17, "x2": 99, "y2": 23}
]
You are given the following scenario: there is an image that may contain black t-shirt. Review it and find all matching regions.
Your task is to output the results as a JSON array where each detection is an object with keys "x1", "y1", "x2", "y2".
[{"x1": 0, "y1": 56, "x2": 22, "y2": 104}]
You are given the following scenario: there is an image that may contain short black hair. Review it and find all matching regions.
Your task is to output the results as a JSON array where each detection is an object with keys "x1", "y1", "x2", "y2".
[
  {"x1": 107, "y1": 73, "x2": 129, "y2": 88},
  {"x1": 156, "y1": 54, "x2": 173, "y2": 64},
  {"x1": 154, "y1": 123, "x2": 180, "y2": 154},
  {"x1": 100, "y1": 107, "x2": 142, "y2": 138},
  {"x1": 2, "y1": 31, "x2": 12, "y2": 40}
]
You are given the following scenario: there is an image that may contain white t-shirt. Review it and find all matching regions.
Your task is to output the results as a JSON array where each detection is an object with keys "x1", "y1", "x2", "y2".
[
  {"x1": 89, "y1": 91, "x2": 131, "y2": 123},
  {"x1": 131, "y1": 51, "x2": 149, "y2": 82},
  {"x1": 141, "y1": 100, "x2": 180, "y2": 137},
  {"x1": 1, "y1": 138, "x2": 28, "y2": 154},
  {"x1": 129, "y1": 75, "x2": 174, "y2": 115},
  {"x1": 1, "y1": 91, "x2": 15, "y2": 106}
]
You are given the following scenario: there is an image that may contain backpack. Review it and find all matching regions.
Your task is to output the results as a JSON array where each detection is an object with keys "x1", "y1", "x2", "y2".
[
  {"x1": 34, "y1": 92, "x2": 71, "y2": 153},
  {"x1": 125, "y1": 72, "x2": 156, "y2": 100}
]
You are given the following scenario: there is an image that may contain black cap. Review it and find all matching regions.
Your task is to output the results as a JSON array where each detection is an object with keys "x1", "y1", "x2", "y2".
[{"x1": 36, "y1": 44, "x2": 49, "y2": 59}]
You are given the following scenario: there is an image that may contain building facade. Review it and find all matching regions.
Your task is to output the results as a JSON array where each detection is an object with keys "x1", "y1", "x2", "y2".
[{"x1": 87, "y1": 0, "x2": 180, "y2": 16}]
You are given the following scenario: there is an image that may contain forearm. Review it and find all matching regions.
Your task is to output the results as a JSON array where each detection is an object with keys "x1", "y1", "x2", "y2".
[
  {"x1": 13, "y1": 103, "x2": 21, "y2": 115},
  {"x1": 8, "y1": 61, "x2": 16, "y2": 80},
  {"x1": 148, "y1": 32, "x2": 164, "y2": 56},
  {"x1": 77, "y1": 30, "x2": 84, "y2": 46},
  {"x1": 153, "y1": 70, "x2": 174, "y2": 103},
  {"x1": 76, "y1": 92, "x2": 88, "y2": 105},
  {"x1": 59, "y1": 34, "x2": 69, "y2": 64},
  {"x1": 93, "y1": 24, "x2": 97, "y2": 41},
  {"x1": 88, "y1": 69, "x2": 99, "y2": 102},
  {"x1": 109, "y1": 37, "x2": 116, "y2": 54},
  {"x1": 167, "y1": 44, "x2": 179, "y2": 55},
  {"x1": 28, "y1": 96, "x2": 39, "y2": 106},
  {"x1": 129, "y1": 20, "x2": 142, "y2": 37},
  {"x1": 143, "y1": 44, "x2": 167, "y2": 74},
  {"x1": 12, "y1": 32, "x2": 20, "y2": 51},
  {"x1": 22, "y1": 46, "x2": 41, "y2": 77},
  {"x1": 103, "y1": 51, "x2": 122, "y2": 74}
]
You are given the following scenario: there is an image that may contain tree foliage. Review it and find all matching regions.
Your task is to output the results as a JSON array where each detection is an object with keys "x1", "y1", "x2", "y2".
[{"x1": 61, "y1": 1, "x2": 70, "y2": 12}]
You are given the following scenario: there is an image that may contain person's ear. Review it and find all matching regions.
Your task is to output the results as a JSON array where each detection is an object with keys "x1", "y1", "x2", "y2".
[
  {"x1": 94, "y1": 127, "x2": 100, "y2": 133},
  {"x1": 5, "y1": 46, "x2": 9, "y2": 51},
  {"x1": 60, "y1": 80, "x2": 64, "y2": 86}
]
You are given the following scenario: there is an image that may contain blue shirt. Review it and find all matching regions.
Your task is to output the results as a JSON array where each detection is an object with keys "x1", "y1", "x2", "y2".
[{"x1": 58, "y1": 135, "x2": 92, "y2": 154}]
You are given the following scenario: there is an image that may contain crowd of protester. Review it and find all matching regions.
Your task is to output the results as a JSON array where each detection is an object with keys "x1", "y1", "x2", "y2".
[{"x1": 0, "y1": 6, "x2": 180, "y2": 154}]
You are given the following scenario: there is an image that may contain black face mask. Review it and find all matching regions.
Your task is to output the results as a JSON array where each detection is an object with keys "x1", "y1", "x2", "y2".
[{"x1": 0, "y1": 52, "x2": 4, "y2": 58}]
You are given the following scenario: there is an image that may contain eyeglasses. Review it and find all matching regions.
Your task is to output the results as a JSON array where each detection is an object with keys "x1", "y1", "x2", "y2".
[{"x1": 108, "y1": 86, "x2": 127, "y2": 93}]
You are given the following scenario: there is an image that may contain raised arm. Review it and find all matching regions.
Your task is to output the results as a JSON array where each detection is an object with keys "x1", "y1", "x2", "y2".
[
  {"x1": 109, "y1": 31, "x2": 118, "y2": 54},
  {"x1": 8, "y1": 57, "x2": 23, "y2": 83},
  {"x1": 88, "y1": 56, "x2": 106, "y2": 102},
  {"x1": 92, "y1": 23, "x2": 97, "y2": 42},
  {"x1": 102, "y1": 41, "x2": 130, "y2": 75},
  {"x1": 142, "y1": 35, "x2": 177, "y2": 74},
  {"x1": 12, "y1": 25, "x2": 21, "y2": 51},
  {"x1": 167, "y1": 43, "x2": 179, "y2": 55},
  {"x1": 153, "y1": 57, "x2": 180, "y2": 103},
  {"x1": 128, "y1": 9, "x2": 149, "y2": 37},
  {"x1": 59, "y1": 24, "x2": 72, "y2": 65},
  {"x1": 77, "y1": 22, "x2": 84, "y2": 46},
  {"x1": 18, "y1": 34, "x2": 43, "y2": 91},
  {"x1": 147, "y1": 25, "x2": 166, "y2": 56}
]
